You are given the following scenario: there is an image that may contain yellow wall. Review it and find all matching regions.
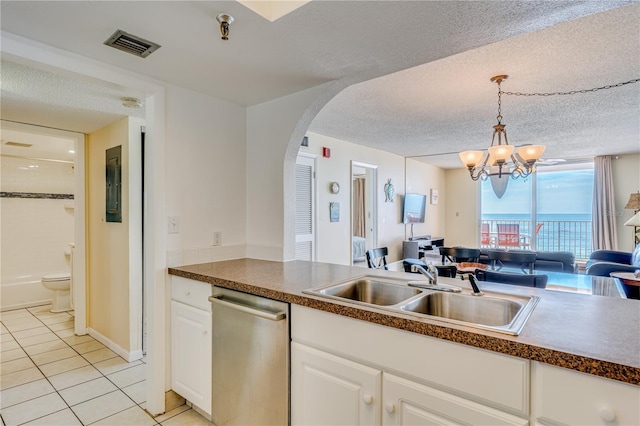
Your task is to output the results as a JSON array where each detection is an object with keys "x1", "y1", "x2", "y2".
[
  {"x1": 87, "y1": 117, "x2": 142, "y2": 353},
  {"x1": 443, "y1": 168, "x2": 479, "y2": 248}
]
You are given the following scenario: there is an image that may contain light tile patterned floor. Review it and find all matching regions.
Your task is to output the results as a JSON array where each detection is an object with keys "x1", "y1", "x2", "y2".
[{"x1": 1, "y1": 305, "x2": 213, "y2": 426}]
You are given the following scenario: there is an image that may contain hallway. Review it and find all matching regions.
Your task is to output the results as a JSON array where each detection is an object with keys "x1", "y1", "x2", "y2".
[{"x1": 1, "y1": 306, "x2": 211, "y2": 425}]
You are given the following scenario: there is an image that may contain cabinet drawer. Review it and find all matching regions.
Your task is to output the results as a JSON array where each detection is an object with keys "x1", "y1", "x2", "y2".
[
  {"x1": 171, "y1": 276, "x2": 212, "y2": 311},
  {"x1": 532, "y1": 362, "x2": 639, "y2": 425}
]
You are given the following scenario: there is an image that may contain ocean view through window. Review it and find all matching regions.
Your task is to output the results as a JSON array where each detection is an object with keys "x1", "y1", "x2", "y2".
[{"x1": 481, "y1": 164, "x2": 594, "y2": 259}]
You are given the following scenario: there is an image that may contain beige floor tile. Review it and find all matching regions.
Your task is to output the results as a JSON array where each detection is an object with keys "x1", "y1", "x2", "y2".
[
  {"x1": 48, "y1": 320, "x2": 74, "y2": 332},
  {"x1": 0, "y1": 348, "x2": 27, "y2": 363},
  {"x1": 106, "y1": 363, "x2": 146, "y2": 388},
  {"x1": 72, "y1": 340, "x2": 105, "y2": 354},
  {"x1": 93, "y1": 357, "x2": 141, "y2": 375},
  {"x1": 0, "y1": 378, "x2": 55, "y2": 409},
  {"x1": 0, "y1": 391, "x2": 67, "y2": 426},
  {"x1": 71, "y1": 390, "x2": 136, "y2": 425},
  {"x1": 1, "y1": 341, "x2": 21, "y2": 352},
  {"x1": 152, "y1": 404, "x2": 190, "y2": 423},
  {"x1": 93, "y1": 405, "x2": 158, "y2": 426},
  {"x1": 3, "y1": 320, "x2": 43, "y2": 333},
  {"x1": 22, "y1": 408, "x2": 82, "y2": 425},
  {"x1": 1, "y1": 324, "x2": 9, "y2": 334},
  {"x1": 160, "y1": 408, "x2": 213, "y2": 426},
  {"x1": 15, "y1": 332, "x2": 60, "y2": 347},
  {"x1": 48, "y1": 365, "x2": 102, "y2": 390},
  {"x1": 0, "y1": 315, "x2": 37, "y2": 326},
  {"x1": 39, "y1": 355, "x2": 89, "y2": 377},
  {"x1": 62, "y1": 334, "x2": 94, "y2": 346},
  {"x1": 1, "y1": 334, "x2": 15, "y2": 344},
  {"x1": 0, "y1": 309, "x2": 31, "y2": 321},
  {"x1": 0, "y1": 357, "x2": 35, "y2": 375},
  {"x1": 121, "y1": 380, "x2": 146, "y2": 404},
  {"x1": 59, "y1": 376, "x2": 118, "y2": 406},
  {"x1": 23, "y1": 339, "x2": 68, "y2": 356},
  {"x1": 54, "y1": 328, "x2": 75, "y2": 338},
  {"x1": 11, "y1": 326, "x2": 50, "y2": 339},
  {"x1": 0, "y1": 367, "x2": 44, "y2": 390},
  {"x1": 27, "y1": 305, "x2": 54, "y2": 316},
  {"x1": 82, "y1": 347, "x2": 118, "y2": 364},
  {"x1": 31, "y1": 347, "x2": 77, "y2": 366},
  {"x1": 41, "y1": 314, "x2": 73, "y2": 325}
]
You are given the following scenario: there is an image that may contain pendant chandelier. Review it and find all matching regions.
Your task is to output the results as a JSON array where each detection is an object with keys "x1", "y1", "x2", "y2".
[{"x1": 459, "y1": 75, "x2": 545, "y2": 198}]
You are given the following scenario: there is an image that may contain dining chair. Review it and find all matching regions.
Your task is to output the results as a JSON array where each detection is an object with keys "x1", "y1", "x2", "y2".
[
  {"x1": 474, "y1": 269, "x2": 548, "y2": 288},
  {"x1": 366, "y1": 247, "x2": 389, "y2": 270},
  {"x1": 440, "y1": 247, "x2": 481, "y2": 263},
  {"x1": 496, "y1": 224, "x2": 521, "y2": 248},
  {"x1": 486, "y1": 250, "x2": 537, "y2": 274}
]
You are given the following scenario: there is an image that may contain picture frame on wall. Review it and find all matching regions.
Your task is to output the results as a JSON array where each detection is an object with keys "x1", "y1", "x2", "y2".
[
  {"x1": 430, "y1": 189, "x2": 439, "y2": 205},
  {"x1": 330, "y1": 202, "x2": 340, "y2": 222}
]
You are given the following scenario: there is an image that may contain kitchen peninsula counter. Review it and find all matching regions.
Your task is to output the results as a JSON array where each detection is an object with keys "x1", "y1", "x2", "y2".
[{"x1": 168, "y1": 258, "x2": 639, "y2": 386}]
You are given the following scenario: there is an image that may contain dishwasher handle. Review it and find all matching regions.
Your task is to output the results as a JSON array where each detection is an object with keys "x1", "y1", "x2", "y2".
[{"x1": 209, "y1": 295, "x2": 286, "y2": 321}]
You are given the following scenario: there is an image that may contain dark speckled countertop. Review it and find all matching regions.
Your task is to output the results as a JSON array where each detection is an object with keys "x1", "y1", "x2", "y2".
[{"x1": 168, "y1": 258, "x2": 640, "y2": 386}]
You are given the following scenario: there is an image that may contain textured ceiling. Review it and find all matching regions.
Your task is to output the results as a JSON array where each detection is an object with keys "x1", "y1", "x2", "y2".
[{"x1": 0, "y1": 1, "x2": 638, "y2": 166}]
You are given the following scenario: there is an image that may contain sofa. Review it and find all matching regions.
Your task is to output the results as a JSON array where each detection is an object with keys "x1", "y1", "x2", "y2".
[
  {"x1": 585, "y1": 244, "x2": 640, "y2": 277},
  {"x1": 479, "y1": 249, "x2": 576, "y2": 273}
]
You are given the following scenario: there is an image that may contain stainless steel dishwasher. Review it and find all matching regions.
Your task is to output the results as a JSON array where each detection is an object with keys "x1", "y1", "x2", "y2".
[{"x1": 209, "y1": 287, "x2": 289, "y2": 425}]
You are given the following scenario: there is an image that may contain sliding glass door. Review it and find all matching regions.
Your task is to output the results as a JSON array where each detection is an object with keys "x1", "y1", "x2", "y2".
[{"x1": 480, "y1": 163, "x2": 594, "y2": 259}]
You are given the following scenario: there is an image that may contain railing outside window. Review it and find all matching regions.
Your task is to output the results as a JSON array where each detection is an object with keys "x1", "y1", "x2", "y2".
[{"x1": 481, "y1": 219, "x2": 592, "y2": 260}]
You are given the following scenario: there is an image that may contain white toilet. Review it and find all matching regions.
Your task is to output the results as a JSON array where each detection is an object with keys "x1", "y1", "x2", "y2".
[{"x1": 42, "y1": 272, "x2": 71, "y2": 312}]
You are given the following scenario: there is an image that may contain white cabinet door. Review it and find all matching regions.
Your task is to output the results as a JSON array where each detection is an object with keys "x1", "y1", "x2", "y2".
[
  {"x1": 171, "y1": 300, "x2": 212, "y2": 415},
  {"x1": 291, "y1": 342, "x2": 381, "y2": 426},
  {"x1": 383, "y1": 373, "x2": 528, "y2": 426},
  {"x1": 532, "y1": 362, "x2": 640, "y2": 426}
]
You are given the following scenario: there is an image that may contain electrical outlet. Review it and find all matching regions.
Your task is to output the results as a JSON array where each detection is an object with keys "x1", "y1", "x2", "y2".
[
  {"x1": 168, "y1": 216, "x2": 179, "y2": 234},
  {"x1": 213, "y1": 231, "x2": 222, "y2": 246}
]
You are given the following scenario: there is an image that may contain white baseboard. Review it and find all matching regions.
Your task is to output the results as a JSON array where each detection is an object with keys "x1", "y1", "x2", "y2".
[
  {"x1": 88, "y1": 328, "x2": 143, "y2": 362},
  {"x1": 1, "y1": 299, "x2": 52, "y2": 312}
]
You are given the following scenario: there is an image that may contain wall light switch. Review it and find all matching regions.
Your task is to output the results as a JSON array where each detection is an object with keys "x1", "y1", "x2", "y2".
[
  {"x1": 168, "y1": 216, "x2": 179, "y2": 234},
  {"x1": 213, "y1": 231, "x2": 222, "y2": 246}
]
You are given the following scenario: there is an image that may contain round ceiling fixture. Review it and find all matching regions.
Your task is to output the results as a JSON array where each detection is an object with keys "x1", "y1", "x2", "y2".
[{"x1": 121, "y1": 97, "x2": 143, "y2": 108}]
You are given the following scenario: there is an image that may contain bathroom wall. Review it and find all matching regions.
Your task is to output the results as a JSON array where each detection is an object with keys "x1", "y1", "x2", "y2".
[{"x1": 1, "y1": 156, "x2": 75, "y2": 310}]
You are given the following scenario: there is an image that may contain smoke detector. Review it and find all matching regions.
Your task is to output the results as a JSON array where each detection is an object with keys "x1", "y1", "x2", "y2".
[{"x1": 122, "y1": 97, "x2": 143, "y2": 108}]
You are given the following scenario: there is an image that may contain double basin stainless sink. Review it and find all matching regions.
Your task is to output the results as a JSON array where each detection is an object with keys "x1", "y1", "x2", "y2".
[{"x1": 303, "y1": 277, "x2": 539, "y2": 335}]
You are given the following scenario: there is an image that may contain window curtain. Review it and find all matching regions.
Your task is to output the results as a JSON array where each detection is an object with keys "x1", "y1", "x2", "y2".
[
  {"x1": 592, "y1": 156, "x2": 618, "y2": 250},
  {"x1": 353, "y1": 177, "x2": 366, "y2": 238}
]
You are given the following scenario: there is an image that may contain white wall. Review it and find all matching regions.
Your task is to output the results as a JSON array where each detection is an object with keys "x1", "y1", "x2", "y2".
[
  {"x1": 246, "y1": 84, "x2": 331, "y2": 261},
  {"x1": 164, "y1": 84, "x2": 247, "y2": 267},
  {"x1": 303, "y1": 132, "x2": 406, "y2": 264}
]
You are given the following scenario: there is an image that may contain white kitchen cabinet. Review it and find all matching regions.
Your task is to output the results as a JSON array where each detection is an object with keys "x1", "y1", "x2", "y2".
[
  {"x1": 531, "y1": 362, "x2": 640, "y2": 426},
  {"x1": 170, "y1": 277, "x2": 212, "y2": 417},
  {"x1": 291, "y1": 342, "x2": 381, "y2": 426},
  {"x1": 383, "y1": 373, "x2": 528, "y2": 426}
]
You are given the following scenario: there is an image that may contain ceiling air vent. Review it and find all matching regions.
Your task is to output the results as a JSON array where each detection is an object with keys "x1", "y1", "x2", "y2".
[{"x1": 104, "y1": 29, "x2": 160, "y2": 58}]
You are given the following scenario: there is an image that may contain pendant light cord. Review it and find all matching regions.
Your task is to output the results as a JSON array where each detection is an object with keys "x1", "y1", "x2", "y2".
[{"x1": 501, "y1": 78, "x2": 640, "y2": 97}]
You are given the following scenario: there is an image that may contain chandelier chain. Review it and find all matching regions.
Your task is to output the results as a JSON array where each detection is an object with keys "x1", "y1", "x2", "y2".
[
  {"x1": 500, "y1": 78, "x2": 640, "y2": 97},
  {"x1": 496, "y1": 79, "x2": 503, "y2": 123}
]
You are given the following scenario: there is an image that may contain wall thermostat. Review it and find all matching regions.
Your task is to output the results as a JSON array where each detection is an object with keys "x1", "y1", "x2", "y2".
[{"x1": 330, "y1": 182, "x2": 340, "y2": 194}]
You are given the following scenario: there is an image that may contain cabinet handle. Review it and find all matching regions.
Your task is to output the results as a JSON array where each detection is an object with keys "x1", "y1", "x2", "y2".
[
  {"x1": 209, "y1": 296, "x2": 286, "y2": 321},
  {"x1": 385, "y1": 403, "x2": 395, "y2": 414},
  {"x1": 598, "y1": 406, "x2": 616, "y2": 422},
  {"x1": 363, "y1": 394, "x2": 373, "y2": 405}
]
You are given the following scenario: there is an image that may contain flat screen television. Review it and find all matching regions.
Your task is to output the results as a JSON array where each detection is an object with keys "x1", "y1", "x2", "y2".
[{"x1": 402, "y1": 193, "x2": 426, "y2": 224}]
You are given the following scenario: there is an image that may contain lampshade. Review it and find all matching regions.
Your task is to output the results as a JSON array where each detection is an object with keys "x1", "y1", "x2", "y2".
[
  {"x1": 517, "y1": 145, "x2": 546, "y2": 162},
  {"x1": 624, "y1": 192, "x2": 640, "y2": 210},
  {"x1": 458, "y1": 151, "x2": 484, "y2": 168},
  {"x1": 624, "y1": 212, "x2": 640, "y2": 226},
  {"x1": 487, "y1": 144, "x2": 514, "y2": 163}
]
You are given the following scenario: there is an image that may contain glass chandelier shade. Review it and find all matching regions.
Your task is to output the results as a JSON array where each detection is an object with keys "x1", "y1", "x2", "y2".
[{"x1": 459, "y1": 75, "x2": 545, "y2": 197}]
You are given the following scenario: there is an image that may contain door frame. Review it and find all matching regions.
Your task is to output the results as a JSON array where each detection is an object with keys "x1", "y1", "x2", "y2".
[{"x1": 350, "y1": 161, "x2": 378, "y2": 265}]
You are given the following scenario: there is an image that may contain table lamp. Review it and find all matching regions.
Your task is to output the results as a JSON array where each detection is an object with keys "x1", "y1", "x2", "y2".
[{"x1": 624, "y1": 211, "x2": 640, "y2": 245}]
